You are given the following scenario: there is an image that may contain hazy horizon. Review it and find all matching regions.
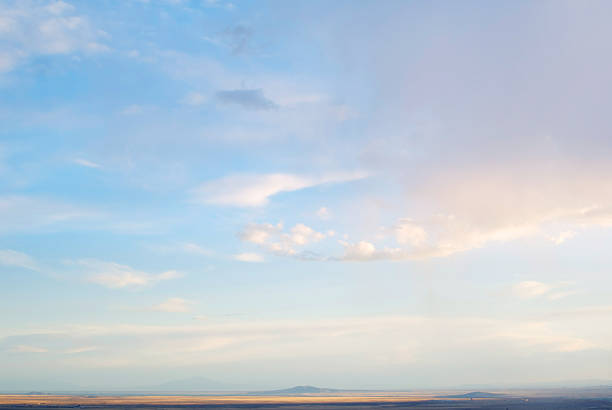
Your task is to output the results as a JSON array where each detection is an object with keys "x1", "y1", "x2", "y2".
[{"x1": 1, "y1": 0, "x2": 612, "y2": 392}]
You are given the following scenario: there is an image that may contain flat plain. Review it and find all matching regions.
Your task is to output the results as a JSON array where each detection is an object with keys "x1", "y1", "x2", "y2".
[{"x1": 1, "y1": 392, "x2": 611, "y2": 410}]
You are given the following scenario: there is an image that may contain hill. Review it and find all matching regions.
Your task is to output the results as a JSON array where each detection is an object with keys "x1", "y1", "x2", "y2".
[{"x1": 441, "y1": 391, "x2": 506, "y2": 398}]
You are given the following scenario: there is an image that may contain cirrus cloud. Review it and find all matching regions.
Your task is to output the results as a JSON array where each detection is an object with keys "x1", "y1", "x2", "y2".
[
  {"x1": 73, "y1": 259, "x2": 182, "y2": 289},
  {"x1": 191, "y1": 171, "x2": 367, "y2": 207},
  {"x1": 0, "y1": 249, "x2": 39, "y2": 271}
]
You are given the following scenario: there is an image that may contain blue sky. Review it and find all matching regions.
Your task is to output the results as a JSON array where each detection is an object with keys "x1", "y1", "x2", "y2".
[{"x1": 1, "y1": 0, "x2": 612, "y2": 390}]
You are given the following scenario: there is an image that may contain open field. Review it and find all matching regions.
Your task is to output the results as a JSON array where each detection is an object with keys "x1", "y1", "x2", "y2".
[{"x1": 1, "y1": 393, "x2": 611, "y2": 409}]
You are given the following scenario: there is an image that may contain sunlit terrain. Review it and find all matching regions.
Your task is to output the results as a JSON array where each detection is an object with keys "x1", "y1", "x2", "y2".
[{"x1": 2, "y1": 388, "x2": 612, "y2": 409}]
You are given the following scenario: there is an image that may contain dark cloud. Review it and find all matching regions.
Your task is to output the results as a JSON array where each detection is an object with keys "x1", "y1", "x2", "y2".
[
  {"x1": 222, "y1": 24, "x2": 254, "y2": 55},
  {"x1": 215, "y1": 89, "x2": 277, "y2": 110}
]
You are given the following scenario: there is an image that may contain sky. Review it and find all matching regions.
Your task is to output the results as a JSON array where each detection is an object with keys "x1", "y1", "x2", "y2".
[{"x1": 1, "y1": 0, "x2": 612, "y2": 391}]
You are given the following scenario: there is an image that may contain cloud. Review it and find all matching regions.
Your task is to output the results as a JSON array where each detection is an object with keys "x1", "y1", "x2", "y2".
[
  {"x1": 64, "y1": 346, "x2": 98, "y2": 354},
  {"x1": 2, "y1": 313, "x2": 603, "y2": 373},
  {"x1": 146, "y1": 242, "x2": 213, "y2": 256},
  {"x1": 513, "y1": 281, "x2": 577, "y2": 301},
  {"x1": 513, "y1": 281, "x2": 553, "y2": 299},
  {"x1": 73, "y1": 158, "x2": 101, "y2": 168},
  {"x1": 179, "y1": 242, "x2": 213, "y2": 256},
  {"x1": 192, "y1": 172, "x2": 367, "y2": 207},
  {"x1": 151, "y1": 298, "x2": 192, "y2": 313},
  {"x1": 239, "y1": 222, "x2": 280, "y2": 245},
  {"x1": 204, "y1": 24, "x2": 254, "y2": 55},
  {"x1": 9, "y1": 345, "x2": 48, "y2": 353},
  {"x1": 393, "y1": 219, "x2": 427, "y2": 246},
  {"x1": 75, "y1": 260, "x2": 182, "y2": 289},
  {"x1": 215, "y1": 89, "x2": 276, "y2": 110},
  {"x1": 338, "y1": 164, "x2": 612, "y2": 260},
  {"x1": 290, "y1": 223, "x2": 325, "y2": 245},
  {"x1": 120, "y1": 105, "x2": 147, "y2": 115},
  {"x1": 316, "y1": 206, "x2": 331, "y2": 220},
  {"x1": 340, "y1": 240, "x2": 403, "y2": 261},
  {"x1": 221, "y1": 24, "x2": 253, "y2": 55},
  {"x1": 548, "y1": 230, "x2": 575, "y2": 245},
  {"x1": 202, "y1": 0, "x2": 236, "y2": 12},
  {"x1": 181, "y1": 91, "x2": 207, "y2": 106},
  {"x1": 0, "y1": 0, "x2": 108, "y2": 73},
  {"x1": 0, "y1": 195, "x2": 100, "y2": 233},
  {"x1": 239, "y1": 222, "x2": 328, "y2": 258},
  {"x1": 234, "y1": 252, "x2": 264, "y2": 262},
  {"x1": 0, "y1": 249, "x2": 39, "y2": 271},
  {"x1": 546, "y1": 305, "x2": 612, "y2": 319}
]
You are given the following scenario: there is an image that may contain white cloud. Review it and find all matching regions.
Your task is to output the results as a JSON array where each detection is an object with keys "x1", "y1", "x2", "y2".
[
  {"x1": 146, "y1": 242, "x2": 214, "y2": 256},
  {"x1": 234, "y1": 252, "x2": 264, "y2": 262},
  {"x1": 513, "y1": 281, "x2": 553, "y2": 299},
  {"x1": 0, "y1": 249, "x2": 39, "y2": 271},
  {"x1": 0, "y1": 1, "x2": 108, "y2": 73},
  {"x1": 239, "y1": 222, "x2": 328, "y2": 258},
  {"x1": 179, "y1": 242, "x2": 213, "y2": 256},
  {"x1": 239, "y1": 222, "x2": 281, "y2": 245},
  {"x1": 549, "y1": 230, "x2": 575, "y2": 245},
  {"x1": 75, "y1": 260, "x2": 182, "y2": 289},
  {"x1": 290, "y1": 223, "x2": 325, "y2": 245},
  {"x1": 342, "y1": 240, "x2": 376, "y2": 260},
  {"x1": 9, "y1": 345, "x2": 48, "y2": 353},
  {"x1": 181, "y1": 91, "x2": 207, "y2": 106},
  {"x1": 512, "y1": 281, "x2": 577, "y2": 301},
  {"x1": 73, "y1": 158, "x2": 101, "y2": 168},
  {"x1": 316, "y1": 206, "x2": 331, "y2": 220},
  {"x1": 64, "y1": 346, "x2": 98, "y2": 354},
  {"x1": 151, "y1": 297, "x2": 192, "y2": 313},
  {"x1": 394, "y1": 218, "x2": 427, "y2": 246},
  {"x1": 192, "y1": 172, "x2": 367, "y2": 207},
  {"x1": 339, "y1": 203, "x2": 612, "y2": 261},
  {"x1": 45, "y1": 1, "x2": 74, "y2": 15},
  {"x1": 340, "y1": 240, "x2": 403, "y2": 261}
]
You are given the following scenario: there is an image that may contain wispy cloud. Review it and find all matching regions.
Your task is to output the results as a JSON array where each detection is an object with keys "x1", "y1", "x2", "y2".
[
  {"x1": 151, "y1": 297, "x2": 193, "y2": 313},
  {"x1": 0, "y1": 195, "x2": 100, "y2": 233},
  {"x1": 64, "y1": 346, "x2": 98, "y2": 354},
  {"x1": 0, "y1": 249, "x2": 39, "y2": 271},
  {"x1": 179, "y1": 242, "x2": 213, "y2": 256},
  {"x1": 181, "y1": 91, "x2": 207, "y2": 106},
  {"x1": 73, "y1": 158, "x2": 101, "y2": 168},
  {"x1": 146, "y1": 242, "x2": 214, "y2": 256},
  {"x1": 233, "y1": 252, "x2": 264, "y2": 262},
  {"x1": 512, "y1": 281, "x2": 578, "y2": 301},
  {"x1": 120, "y1": 104, "x2": 149, "y2": 115},
  {"x1": 9, "y1": 345, "x2": 48, "y2": 353},
  {"x1": 192, "y1": 172, "x2": 367, "y2": 207},
  {"x1": 3, "y1": 313, "x2": 602, "y2": 369},
  {"x1": 74, "y1": 259, "x2": 182, "y2": 289}
]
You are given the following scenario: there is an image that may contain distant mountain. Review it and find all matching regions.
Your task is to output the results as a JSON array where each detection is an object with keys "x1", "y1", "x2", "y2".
[
  {"x1": 144, "y1": 376, "x2": 235, "y2": 391},
  {"x1": 441, "y1": 391, "x2": 506, "y2": 398},
  {"x1": 251, "y1": 385, "x2": 340, "y2": 395}
]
